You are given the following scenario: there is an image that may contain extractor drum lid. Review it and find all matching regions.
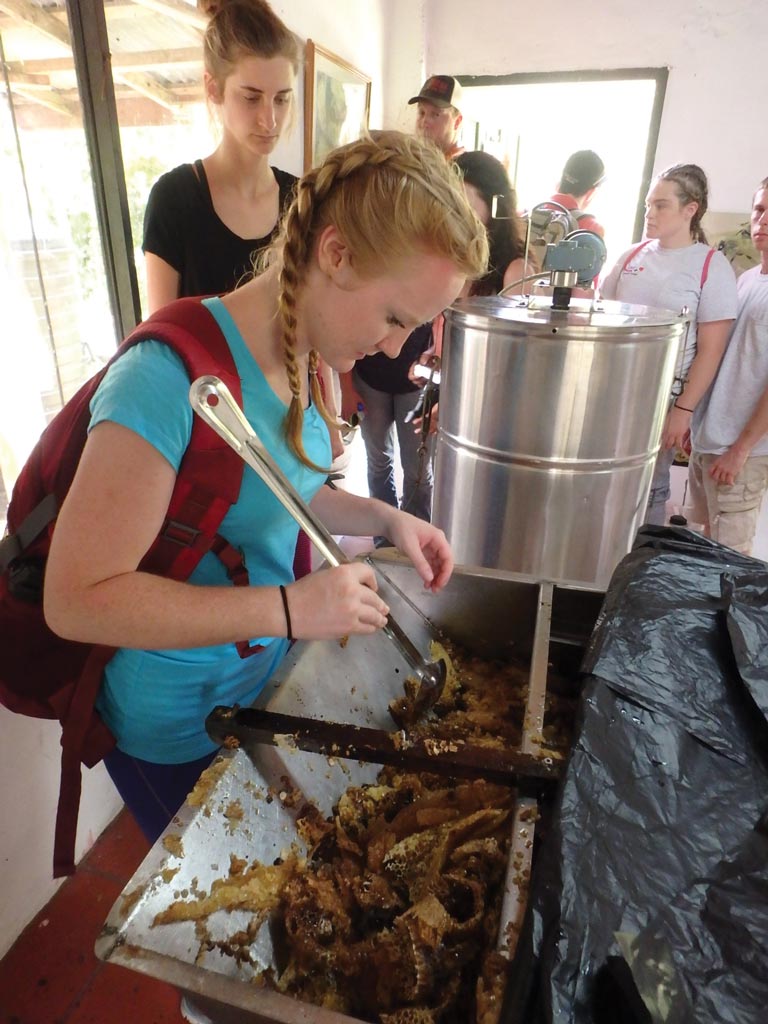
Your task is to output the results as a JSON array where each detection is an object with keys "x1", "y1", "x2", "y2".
[{"x1": 446, "y1": 295, "x2": 689, "y2": 332}]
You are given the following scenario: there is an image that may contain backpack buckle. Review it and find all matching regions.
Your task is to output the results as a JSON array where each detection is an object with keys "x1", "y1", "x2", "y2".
[
  {"x1": 161, "y1": 520, "x2": 202, "y2": 547},
  {"x1": 8, "y1": 557, "x2": 45, "y2": 603}
]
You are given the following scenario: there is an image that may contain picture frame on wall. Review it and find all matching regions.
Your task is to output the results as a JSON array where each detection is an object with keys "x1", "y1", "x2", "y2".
[{"x1": 303, "y1": 40, "x2": 371, "y2": 171}]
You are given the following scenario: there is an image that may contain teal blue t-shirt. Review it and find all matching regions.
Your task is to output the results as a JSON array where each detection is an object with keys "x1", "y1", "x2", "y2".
[{"x1": 90, "y1": 297, "x2": 330, "y2": 763}]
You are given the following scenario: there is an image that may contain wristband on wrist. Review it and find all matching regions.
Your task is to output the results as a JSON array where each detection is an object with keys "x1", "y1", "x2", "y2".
[
  {"x1": 673, "y1": 400, "x2": 694, "y2": 413},
  {"x1": 279, "y1": 585, "x2": 293, "y2": 641}
]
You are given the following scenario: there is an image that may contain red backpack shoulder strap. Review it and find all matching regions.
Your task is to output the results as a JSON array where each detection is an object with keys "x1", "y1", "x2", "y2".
[
  {"x1": 700, "y1": 247, "x2": 716, "y2": 289},
  {"x1": 58, "y1": 301, "x2": 247, "y2": 868},
  {"x1": 7, "y1": 298, "x2": 249, "y2": 878},
  {"x1": 621, "y1": 240, "x2": 651, "y2": 273},
  {"x1": 122, "y1": 298, "x2": 245, "y2": 582},
  {"x1": 2, "y1": 366, "x2": 111, "y2": 562},
  {"x1": 3, "y1": 298, "x2": 241, "y2": 576}
]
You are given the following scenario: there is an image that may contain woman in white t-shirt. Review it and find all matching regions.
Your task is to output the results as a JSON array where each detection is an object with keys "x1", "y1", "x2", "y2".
[{"x1": 600, "y1": 163, "x2": 738, "y2": 524}]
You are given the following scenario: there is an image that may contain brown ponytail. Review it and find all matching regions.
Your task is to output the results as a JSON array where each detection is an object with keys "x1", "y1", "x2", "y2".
[
  {"x1": 657, "y1": 163, "x2": 710, "y2": 244},
  {"x1": 199, "y1": 0, "x2": 299, "y2": 89}
]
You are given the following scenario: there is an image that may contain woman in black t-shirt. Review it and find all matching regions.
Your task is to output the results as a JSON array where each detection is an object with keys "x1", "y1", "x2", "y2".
[
  {"x1": 143, "y1": 3, "x2": 342, "y2": 577},
  {"x1": 143, "y1": 0, "x2": 298, "y2": 311}
]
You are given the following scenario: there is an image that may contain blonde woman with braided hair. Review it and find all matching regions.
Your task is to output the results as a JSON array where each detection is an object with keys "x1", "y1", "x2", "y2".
[{"x1": 44, "y1": 132, "x2": 488, "y2": 859}]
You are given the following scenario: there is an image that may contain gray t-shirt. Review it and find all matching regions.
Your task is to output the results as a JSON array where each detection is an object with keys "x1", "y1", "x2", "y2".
[
  {"x1": 692, "y1": 267, "x2": 768, "y2": 456},
  {"x1": 600, "y1": 240, "x2": 738, "y2": 376}
]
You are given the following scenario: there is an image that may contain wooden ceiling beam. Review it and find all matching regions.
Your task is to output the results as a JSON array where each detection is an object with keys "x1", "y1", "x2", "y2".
[
  {"x1": 7, "y1": 83, "x2": 76, "y2": 119},
  {"x1": 128, "y1": 0, "x2": 205, "y2": 32},
  {"x1": 7, "y1": 46, "x2": 201, "y2": 76},
  {"x1": 113, "y1": 70, "x2": 182, "y2": 112},
  {"x1": 3, "y1": 67, "x2": 50, "y2": 87},
  {"x1": 12, "y1": 92, "x2": 187, "y2": 130},
  {"x1": 2, "y1": 81, "x2": 204, "y2": 106},
  {"x1": 0, "y1": 0, "x2": 70, "y2": 48}
]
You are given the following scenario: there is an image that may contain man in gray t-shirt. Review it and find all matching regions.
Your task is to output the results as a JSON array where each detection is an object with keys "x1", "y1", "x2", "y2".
[{"x1": 690, "y1": 177, "x2": 768, "y2": 554}]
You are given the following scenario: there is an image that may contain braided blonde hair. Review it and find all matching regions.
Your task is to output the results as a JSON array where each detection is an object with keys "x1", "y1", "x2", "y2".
[{"x1": 274, "y1": 130, "x2": 489, "y2": 470}]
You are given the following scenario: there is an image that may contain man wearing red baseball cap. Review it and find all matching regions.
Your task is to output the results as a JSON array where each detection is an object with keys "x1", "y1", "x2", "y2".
[{"x1": 408, "y1": 75, "x2": 464, "y2": 159}]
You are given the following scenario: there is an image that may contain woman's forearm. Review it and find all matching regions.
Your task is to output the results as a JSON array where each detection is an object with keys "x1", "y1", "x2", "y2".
[
  {"x1": 45, "y1": 570, "x2": 288, "y2": 649},
  {"x1": 310, "y1": 484, "x2": 396, "y2": 538}
]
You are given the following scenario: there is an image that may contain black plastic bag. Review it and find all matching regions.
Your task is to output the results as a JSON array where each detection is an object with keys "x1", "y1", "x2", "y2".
[
  {"x1": 618, "y1": 811, "x2": 768, "y2": 1024},
  {"x1": 503, "y1": 528, "x2": 768, "y2": 1024}
]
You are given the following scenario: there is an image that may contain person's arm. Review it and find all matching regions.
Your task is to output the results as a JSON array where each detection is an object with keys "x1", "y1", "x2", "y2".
[
  {"x1": 142, "y1": 172, "x2": 186, "y2": 314},
  {"x1": 44, "y1": 423, "x2": 389, "y2": 646},
  {"x1": 661, "y1": 318, "x2": 733, "y2": 449},
  {"x1": 145, "y1": 252, "x2": 181, "y2": 314},
  {"x1": 309, "y1": 484, "x2": 453, "y2": 593},
  {"x1": 709, "y1": 383, "x2": 768, "y2": 485}
]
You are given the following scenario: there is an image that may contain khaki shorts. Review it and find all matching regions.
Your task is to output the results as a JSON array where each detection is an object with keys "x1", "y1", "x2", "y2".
[{"x1": 689, "y1": 452, "x2": 768, "y2": 555}]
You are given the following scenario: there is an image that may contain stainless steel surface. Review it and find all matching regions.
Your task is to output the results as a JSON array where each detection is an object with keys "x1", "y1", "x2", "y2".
[
  {"x1": 497, "y1": 582, "x2": 553, "y2": 959},
  {"x1": 189, "y1": 375, "x2": 446, "y2": 702},
  {"x1": 550, "y1": 268, "x2": 578, "y2": 288},
  {"x1": 96, "y1": 554, "x2": 603, "y2": 1023},
  {"x1": 433, "y1": 295, "x2": 688, "y2": 588}
]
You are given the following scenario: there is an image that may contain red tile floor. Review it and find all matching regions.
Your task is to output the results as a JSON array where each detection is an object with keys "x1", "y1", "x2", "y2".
[{"x1": 0, "y1": 808, "x2": 185, "y2": 1024}]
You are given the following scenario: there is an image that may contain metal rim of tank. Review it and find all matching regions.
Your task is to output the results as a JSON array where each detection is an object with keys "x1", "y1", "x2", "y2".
[{"x1": 446, "y1": 294, "x2": 690, "y2": 332}]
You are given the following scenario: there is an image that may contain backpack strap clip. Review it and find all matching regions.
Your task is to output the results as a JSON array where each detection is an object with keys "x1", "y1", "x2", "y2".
[
  {"x1": 0, "y1": 492, "x2": 59, "y2": 572},
  {"x1": 160, "y1": 519, "x2": 203, "y2": 548}
]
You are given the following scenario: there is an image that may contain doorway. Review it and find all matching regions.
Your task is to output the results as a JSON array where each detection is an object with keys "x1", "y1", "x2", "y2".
[{"x1": 458, "y1": 69, "x2": 668, "y2": 262}]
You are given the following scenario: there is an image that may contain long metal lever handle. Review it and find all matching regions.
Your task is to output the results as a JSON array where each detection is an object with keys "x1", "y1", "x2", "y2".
[
  {"x1": 191, "y1": 375, "x2": 346, "y2": 568},
  {"x1": 189, "y1": 375, "x2": 438, "y2": 684}
]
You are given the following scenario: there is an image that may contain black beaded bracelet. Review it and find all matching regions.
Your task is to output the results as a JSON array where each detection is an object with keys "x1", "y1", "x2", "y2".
[
  {"x1": 279, "y1": 585, "x2": 293, "y2": 641},
  {"x1": 674, "y1": 400, "x2": 694, "y2": 413}
]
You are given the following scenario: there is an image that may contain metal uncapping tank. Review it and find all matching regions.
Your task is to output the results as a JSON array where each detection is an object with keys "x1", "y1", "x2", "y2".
[{"x1": 432, "y1": 295, "x2": 688, "y2": 588}]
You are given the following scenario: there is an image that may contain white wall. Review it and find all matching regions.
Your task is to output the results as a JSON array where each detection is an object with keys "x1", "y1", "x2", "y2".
[
  {"x1": 388, "y1": 0, "x2": 764, "y2": 214},
  {"x1": 270, "y1": 0, "x2": 387, "y2": 174},
  {"x1": 381, "y1": 0, "x2": 427, "y2": 133},
  {"x1": 0, "y1": 711, "x2": 123, "y2": 956}
]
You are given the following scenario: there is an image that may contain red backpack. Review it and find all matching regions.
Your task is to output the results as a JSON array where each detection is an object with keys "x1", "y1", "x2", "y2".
[{"x1": 0, "y1": 298, "x2": 250, "y2": 877}]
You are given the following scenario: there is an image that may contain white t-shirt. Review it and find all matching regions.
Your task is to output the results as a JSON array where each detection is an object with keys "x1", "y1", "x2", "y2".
[
  {"x1": 692, "y1": 267, "x2": 768, "y2": 456},
  {"x1": 599, "y1": 240, "x2": 738, "y2": 376}
]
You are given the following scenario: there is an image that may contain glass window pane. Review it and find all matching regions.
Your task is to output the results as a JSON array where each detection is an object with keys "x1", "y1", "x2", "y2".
[
  {"x1": 0, "y1": 1, "x2": 118, "y2": 522},
  {"x1": 103, "y1": 0, "x2": 208, "y2": 314}
]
